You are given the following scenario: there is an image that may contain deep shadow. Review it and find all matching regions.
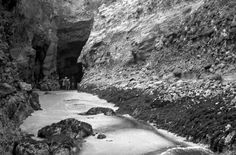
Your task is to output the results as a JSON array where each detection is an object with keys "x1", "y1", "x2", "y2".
[
  {"x1": 32, "y1": 35, "x2": 49, "y2": 85},
  {"x1": 2, "y1": 0, "x2": 17, "y2": 10},
  {"x1": 57, "y1": 41, "x2": 87, "y2": 89}
]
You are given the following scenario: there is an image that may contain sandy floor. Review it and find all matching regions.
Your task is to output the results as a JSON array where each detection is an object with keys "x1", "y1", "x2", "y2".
[{"x1": 20, "y1": 91, "x2": 212, "y2": 155}]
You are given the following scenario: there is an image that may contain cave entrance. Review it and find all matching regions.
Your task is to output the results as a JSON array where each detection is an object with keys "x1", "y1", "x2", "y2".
[{"x1": 57, "y1": 41, "x2": 86, "y2": 89}]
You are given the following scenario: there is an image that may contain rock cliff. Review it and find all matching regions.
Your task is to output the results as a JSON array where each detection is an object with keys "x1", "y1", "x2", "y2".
[
  {"x1": 79, "y1": 0, "x2": 236, "y2": 86},
  {"x1": 0, "y1": 0, "x2": 95, "y2": 153},
  {"x1": 79, "y1": 0, "x2": 236, "y2": 153},
  {"x1": 3, "y1": 0, "x2": 96, "y2": 90},
  {"x1": 0, "y1": 1, "x2": 42, "y2": 153}
]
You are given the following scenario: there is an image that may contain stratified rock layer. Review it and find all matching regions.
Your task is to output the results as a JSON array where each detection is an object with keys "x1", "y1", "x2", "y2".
[{"x1": 79, "y1": 0, "x2": 236, "y2": 87}]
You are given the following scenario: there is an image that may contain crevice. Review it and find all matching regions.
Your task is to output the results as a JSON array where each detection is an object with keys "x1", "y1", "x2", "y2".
[
  {"x1": 57, "y1": 41, "x2": 87, "y2": 89},
  {"x1": 32, "y1": 35, "x2": 49, "y2": 86}
]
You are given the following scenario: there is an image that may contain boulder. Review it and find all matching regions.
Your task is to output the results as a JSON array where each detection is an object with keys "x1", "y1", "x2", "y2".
[
  {"x1": 38, "y1": 118, "x2": 93, "y2": 139},
  {"x1": 19, "y1": 82, "x2": 32, "y2": 91},
  {"x1": 81, "y1": 107, "x2": 116, "y2": 116},
  {"x1": 97, "y1": 133, "x2": 106, "y2": 139}
]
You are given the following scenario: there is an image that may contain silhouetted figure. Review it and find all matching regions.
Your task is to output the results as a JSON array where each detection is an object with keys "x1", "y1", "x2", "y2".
[
  {"x1": 65, "y1": 77, "x2": 70, "y2": 90},
  {"x1": 62, "y1": 77, "x2": 70, "y2": 90}
]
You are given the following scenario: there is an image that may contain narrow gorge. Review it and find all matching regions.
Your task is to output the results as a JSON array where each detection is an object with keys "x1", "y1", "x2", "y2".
[{"x1": 1, "y1": 0, "x2": 236, "y2": 154}]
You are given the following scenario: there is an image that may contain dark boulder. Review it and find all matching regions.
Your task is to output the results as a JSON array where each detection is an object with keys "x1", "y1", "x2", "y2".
[
  {"x1": 16, "y1": 119, "x2": 93, "y2": 154},
  {"x1": 81, "y1": 107, "x2": 116, "y2": 116},
  {"x1": 97, "y1": 133, "x2": 106, "y2": 139},
  {"x1": 38, "y1": 118, "x2": 93, "y2": 139}
]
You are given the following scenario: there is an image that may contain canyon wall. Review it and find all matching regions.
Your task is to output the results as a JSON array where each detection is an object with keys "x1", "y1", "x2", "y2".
[
  {"x1": 79, "y1": 0, "x2": 236, "y2": 153},
  {"x1": 79, "y1": 0, "x2": 236, "y2": 87},
  {"x1": 5, "y1": 0, "x2": 96, "y2": 90},
  {"x1": 0, "y1": 0, "x2": 96, "y2": 153},
  {"x1": 0, "y1": 1, "x2": 41, "y2": 153}
]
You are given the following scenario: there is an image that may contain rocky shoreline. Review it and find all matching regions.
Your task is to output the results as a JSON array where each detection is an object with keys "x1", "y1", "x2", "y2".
[
  {"x1": 76, "y1": 1, "x2": 236, "y2": 153},
  {"x1": 78, "y1": 78, "x2": 236, "y2": 154}
]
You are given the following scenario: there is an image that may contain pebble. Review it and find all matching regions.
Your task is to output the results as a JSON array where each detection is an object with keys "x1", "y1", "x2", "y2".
[{"x1": 97, "y1": 133, "x2": 106, "y2": 139}]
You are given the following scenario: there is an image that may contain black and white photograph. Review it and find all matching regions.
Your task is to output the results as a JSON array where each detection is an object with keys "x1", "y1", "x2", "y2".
[{"x1": 0, "y1": 0, "x2": 236, "y2": 154}]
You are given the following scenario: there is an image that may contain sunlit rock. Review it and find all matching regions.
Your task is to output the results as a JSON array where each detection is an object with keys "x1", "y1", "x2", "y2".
[{"x1": 19, "y1": 82, "x2": 32, "y2": 91}]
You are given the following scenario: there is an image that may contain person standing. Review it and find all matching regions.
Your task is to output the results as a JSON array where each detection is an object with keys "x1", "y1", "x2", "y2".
[
  {"x1": 62, "y1": 77, "x2": 66, "y2": 89},
  {"x1": 65, "y1": 77, "x2": 70, "y2": 90}
]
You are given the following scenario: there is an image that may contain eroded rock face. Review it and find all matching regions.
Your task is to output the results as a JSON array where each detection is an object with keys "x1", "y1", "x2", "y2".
[
  {"x1": 78, "y1": 2, "x2": 236, "y2": 154},
  {"x1": 14, "y1": 138, "x2": 50, "y2": 155},
  {"x1": 160, "y1": 147, "x2": 213, "y2": 155},
  {"x1": 0, "y1": 90, "x2": 40, "y2": 153},
  {"x1": 79, "y1": 0, "x2": 174, "y2": 67},
  {"x1": 56, "y1": 0, "x2": 94, "y2": 47},
  {"x1": 55, "y1": 0, "x2": 94, "y2": 86},
  {"x1": 0, "y1": 34, "x2": 40, "y2": 152},
  {"x1": 6, "y1": 0, "x2": 59, "y2": 88},
  {"x1": 56, "y1": 0, "x2": 120, "y2": 85},
  {"x1": 78, "y1": 0, "x2": 205, "y2": 89},
  {"x1": 79, "y1": 0, "x2": 236, "y2": 90},
  {"x1": 5, "y1": 0, "x2": 97, "y2": 90},
  {"x1": 0, "y1": 0, "x2": 97, "y2": 153},
  {"x1": 14, "y1": 135, "x2": 82, "y2": 155},
  {"x1": 0, "y1": 83, "x2": 16, "y2": 97}
]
